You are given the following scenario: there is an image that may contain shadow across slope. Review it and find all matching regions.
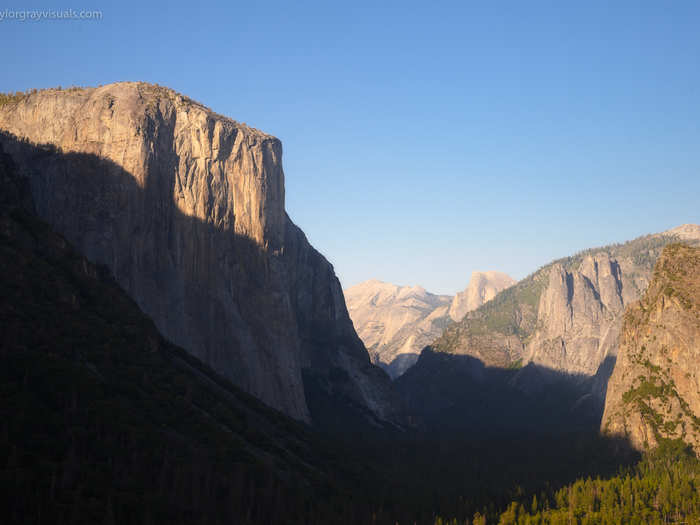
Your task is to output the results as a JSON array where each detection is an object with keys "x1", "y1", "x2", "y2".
[
  {"x1": 395, "y1": 347, "x2": 617, "y2": 435},
  {"x1": 0, "y1": 129, "x2": 396, "y2": 429},
  {"x1": 0, "y1": 141, "x2": 392, "y2": 524}
]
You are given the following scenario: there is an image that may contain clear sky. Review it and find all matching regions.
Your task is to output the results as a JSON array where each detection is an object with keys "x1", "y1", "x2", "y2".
[{"x1": 2, "y1": 1, "x2": 699, "y2": 294}]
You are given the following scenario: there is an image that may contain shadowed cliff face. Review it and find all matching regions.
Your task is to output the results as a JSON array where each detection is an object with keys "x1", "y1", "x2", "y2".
[
  {"x1": 602, "y1": 244, "x2": 700, "y2": 452},
  {"x1": 0, "y1": 83, "x2": 396, "y2": 424}
]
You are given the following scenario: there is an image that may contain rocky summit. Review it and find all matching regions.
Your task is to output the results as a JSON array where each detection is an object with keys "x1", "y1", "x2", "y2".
[
  {"x1": 0, "y1": 82, "x2": 396, "y2": 424},
  {"x1": 602, "y1": 243, "x2": 700, "y2": 452},
  {"x1": 345, "y1": 272, "x2": 514, "y2": 378}
]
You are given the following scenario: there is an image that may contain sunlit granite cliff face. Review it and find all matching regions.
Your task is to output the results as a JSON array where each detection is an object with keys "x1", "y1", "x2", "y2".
[
  {"x1": 0, "y1": 82, "x2": 396, "y2": 423},
  {"x1": 526, "y1": 252, "x2": 628, "y2": 377},
  {"x1": 602, "y1": 244, "x2": 700, "y2": 452}
]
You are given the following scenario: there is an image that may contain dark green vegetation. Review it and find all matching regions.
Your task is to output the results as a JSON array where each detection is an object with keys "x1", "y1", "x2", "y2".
[
  {"x1": 434, "y1": 439, "x2": 700, "y2": 524},
  {"x1": 511, "y1": 439, "x2": 700, "y2": 524}
]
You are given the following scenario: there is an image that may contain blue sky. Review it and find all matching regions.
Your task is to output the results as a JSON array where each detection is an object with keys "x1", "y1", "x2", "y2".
[{"x1": 2, "y1": 1, "x2": 699, "y2": 294}]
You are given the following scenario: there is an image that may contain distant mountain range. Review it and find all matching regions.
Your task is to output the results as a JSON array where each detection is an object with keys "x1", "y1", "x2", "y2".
[{"x1": 345, "y1": 272, "x2": 514, "y2": 378}]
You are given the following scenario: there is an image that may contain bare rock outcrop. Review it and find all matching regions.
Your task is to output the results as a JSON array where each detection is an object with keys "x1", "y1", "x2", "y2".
[
  {"x1": 0, "y1": 83, "x2": 396, "y2": 423},
  {"x1": 602, "y1": 244, "x2": 700, "y2": 452},
  {"x1": 526, "y1": 254, "x2": 624, "y2": 376}
]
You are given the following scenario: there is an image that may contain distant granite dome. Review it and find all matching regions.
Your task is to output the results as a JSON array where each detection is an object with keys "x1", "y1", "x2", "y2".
[
  {"x1": 345, "y1": 272, "x2": 514, "y2": 378},
  {"x1": 0, "y1": 82, "x2": 397, "y2": 424},
  {"x1": 448, "y1": 271, "x2": 516, "y2": 322}
]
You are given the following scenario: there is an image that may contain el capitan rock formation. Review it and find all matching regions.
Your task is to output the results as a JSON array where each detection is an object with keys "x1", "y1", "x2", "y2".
[{"x1": 0, "y1": 82, "x2": 396, "y2": 423}]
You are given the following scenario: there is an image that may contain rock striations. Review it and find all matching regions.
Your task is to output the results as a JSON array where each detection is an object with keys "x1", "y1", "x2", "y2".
[
  {"x1": 526, "y1": 252, "x2": 627, "y2": 377},
  {"x1": 602, "y1": 244, "x2": 700, "y2": 452},
  {"x1": 345, "y1": 272, "x2": 514, "y2": 378},
  {"x1": 0, "y1": 82, "x2": 396, "y2": 424}
]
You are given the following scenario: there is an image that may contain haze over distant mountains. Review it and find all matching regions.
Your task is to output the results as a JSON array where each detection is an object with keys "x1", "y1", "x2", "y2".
[{"x1": 345, "y1": 271, "x2": 515, "y2": 378}]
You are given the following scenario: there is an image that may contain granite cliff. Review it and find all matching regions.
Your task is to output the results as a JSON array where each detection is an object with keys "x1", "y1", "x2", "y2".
[
  {"x1": 0, "y1": 82, "x2": 396, "y2": 424},
  {"x1": 345, "y1": 272, "x2": 513, "y2": 378},
  {"x1": 602, "y1": 244, "x2": 700, "y2": 452}
]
